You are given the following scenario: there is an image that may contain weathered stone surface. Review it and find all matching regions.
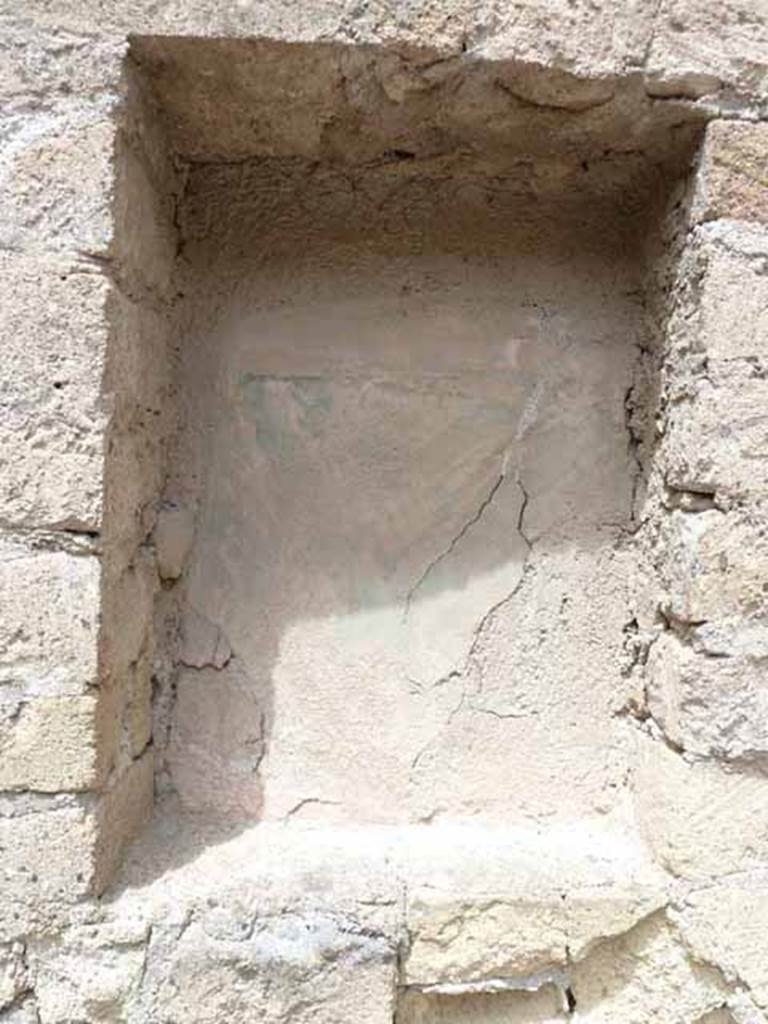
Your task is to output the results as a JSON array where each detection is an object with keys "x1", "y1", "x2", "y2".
[
  {"x1": 645, "y1": 0, "x2": 768, "y2": 103},
  {"x1": 32, "y1": 938, "x2": 145, "y2": 1024},
  {"x1": 0, "y1": 538, "x2": 99, "y2": 700},
  {"x1": 657, "y1": 509, "x2": 768, "y2": 626},
  {"x1": 3, "y1": 4, "x2": 768, "y2": 1022},
  {"x1": 0, "y1": 111, "x2": 115, "y2": 256},
  {"x1": 674, "y1": 880, "x2": 768, "y2": 1012},
  {"x1": 569, "y1": 913, "x2": 728, "y2": 1024},
  {"x1": 695, "y1": 225, "x2": 768, "y2": 364},
  {"x1": 0, "y1": 255, "x2": 109, "y2": 530},
  {"x1": 633, "y1": 736, "x2": 768, "y2": 879},
  {"x1": 646, "y1": 630, "x2": 768, "y2": 763},
  {"x1": 401, "y1": 824, "x2": 667, "y2": 987},
  {"x1": 0, "y1": 694, "x2": 116, "y2": 793},
  {"x1": 0, "y1": 796, "x2": 96, "y2": 938},
  {"x1": 694, "y1": 121, "x2": 768, "y2": 225}
]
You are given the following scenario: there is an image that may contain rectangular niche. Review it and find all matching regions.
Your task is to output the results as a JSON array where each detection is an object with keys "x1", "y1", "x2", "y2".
[{"x1": 131, "y1": 37, "x2": 700, "y2": 830}]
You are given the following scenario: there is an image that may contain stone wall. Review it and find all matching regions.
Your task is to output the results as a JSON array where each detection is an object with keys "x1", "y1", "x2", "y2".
[{"x1": 0, "y1": 3, "x2": 767, "y2": 1022}]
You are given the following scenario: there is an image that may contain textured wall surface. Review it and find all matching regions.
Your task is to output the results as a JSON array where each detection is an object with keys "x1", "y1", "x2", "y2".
[{"x1": 1, "y1": 2, "x2": 767, "y2": 1022}]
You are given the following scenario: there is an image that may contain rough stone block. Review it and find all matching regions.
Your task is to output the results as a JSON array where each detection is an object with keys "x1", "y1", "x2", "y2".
[
  {"x1": 0, "y1": 693, "x2": 118, "y2": 792},
  {"x1": 674, "y1": 880, "x2": 768, "y2": 1011},
  {"x1": 32, "y1": 940, "x2": 145, "y2": 1024},
  {"x1": 694, "y1": 121, "x2": 768, "y2": 224},
  {"x1": 657, "y1": 509, "x2": 768, "y2": 625},
  {"x1": 0, "y1": 254, "x2": 110, "y2": 530},
  {"x1": 633, "y1": 735, "x2": 768, "y2": 878},
  {"x1": 0, "y1": 20, "x2": 123, "y2": 104},
  {"x1": 136, "y1": 932, "x2": 395, "y2": 1024},
  {"x1": 646, "y1": 630, "x2": 768, "y2": 762},
  {"x1": 401, "y1": 827, "x2": 666, "y2": 987},
  {"x1": 696, "y1": 226, "x2": 768, "y2": 363},
  {"x1": 0, "y1": 537, "x2": 100, "y2": 700},
  {"x1": 646, "y1": 0, "x2": 768, "y2": 104},
  {"x1": 662, "y1": 374, "x2": 768, "y2": 501},
  {"x1": 0, "y1": 112, "x2": 115, "y2": 255},
  {"x1": 0, "y1": 795, "x2": 96, "y2": 939},
  {"x1": 569, "y1": 912, "x2": 727, "y2": 1024},
  {"x1": 0, "y1": 769, "x2": 141, "y2": 927}
]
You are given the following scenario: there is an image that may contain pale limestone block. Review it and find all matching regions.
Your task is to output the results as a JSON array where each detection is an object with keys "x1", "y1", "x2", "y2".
[
  {"x1": 0, "y1": 112, "x2": 115, "y2": 255},
  {"x1": 0, "y1": 0, "x2": 654, "y2": 76},
  {"x1": 402, "y1": 825, "x2": 667, "y2": 986},
  {"x1": 697, "y1": 230, "x2": 768, "y2": 363},
  {"x1": 128, "y1": 881, "x2": 396, "y2": 1023},
  {"x1": 633, "y1": 735, "x2": 768, "y2": 878},
  {"x1": 0, "y1": 797, "x2": 96, "y2": 938},
  {"x1": 658, "y1": 510, "x2": 768, "y2": 625},
  {"x1": 569, "y1": 913, "x2": 728, "y2": 1024},
  {"x1": 0, "y1": 694, "x2": 117, "y2": 793},
  {"x1": 0, "y1": 254, "x2": 109, "y2": 530},
  {"x1": 646, "y1": 631, "x2": 768, "y2": 762},
  {"x1": 674, "y1": 880, "x2": 768, "y2": 1012},
  {"x1": 136, "y1": 941, "x2": 394, "y2": 1024},
  {"x1": 694, "y1": 122, "x2": 768, "y2": 225},
  {"x1": 405, "y1": 895, "x2": 568, "y2": 985},
  {"x1": 646, "y1": 0, "x2": 768, "y2": 103},
  {"x1": 0, "y1": 538, "x2": 100, "y2": 700},
  {"x1": 32, "y1": 940, "x2": 145, "y2": 1024},
  {"x1": 0, "y1": 20, "x2": 124, "y2": 103},
  {"x1": 404, "y1": 886, "x2": 669, "y2": 990},
  {"x1": 662, "y1": 377, "x2": 768, "y2": 502}
]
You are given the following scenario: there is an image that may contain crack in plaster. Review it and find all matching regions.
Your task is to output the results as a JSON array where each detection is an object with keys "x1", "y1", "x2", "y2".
[
  {"x1": 402, "y1": 461, "x2": 507, "y2": 622},
  {"x1": 409, "y1": 477, "x2": 534, "y2": 773},
  {"x1": 284, "y1": 797, "x2": 342, "y2": 820}
]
